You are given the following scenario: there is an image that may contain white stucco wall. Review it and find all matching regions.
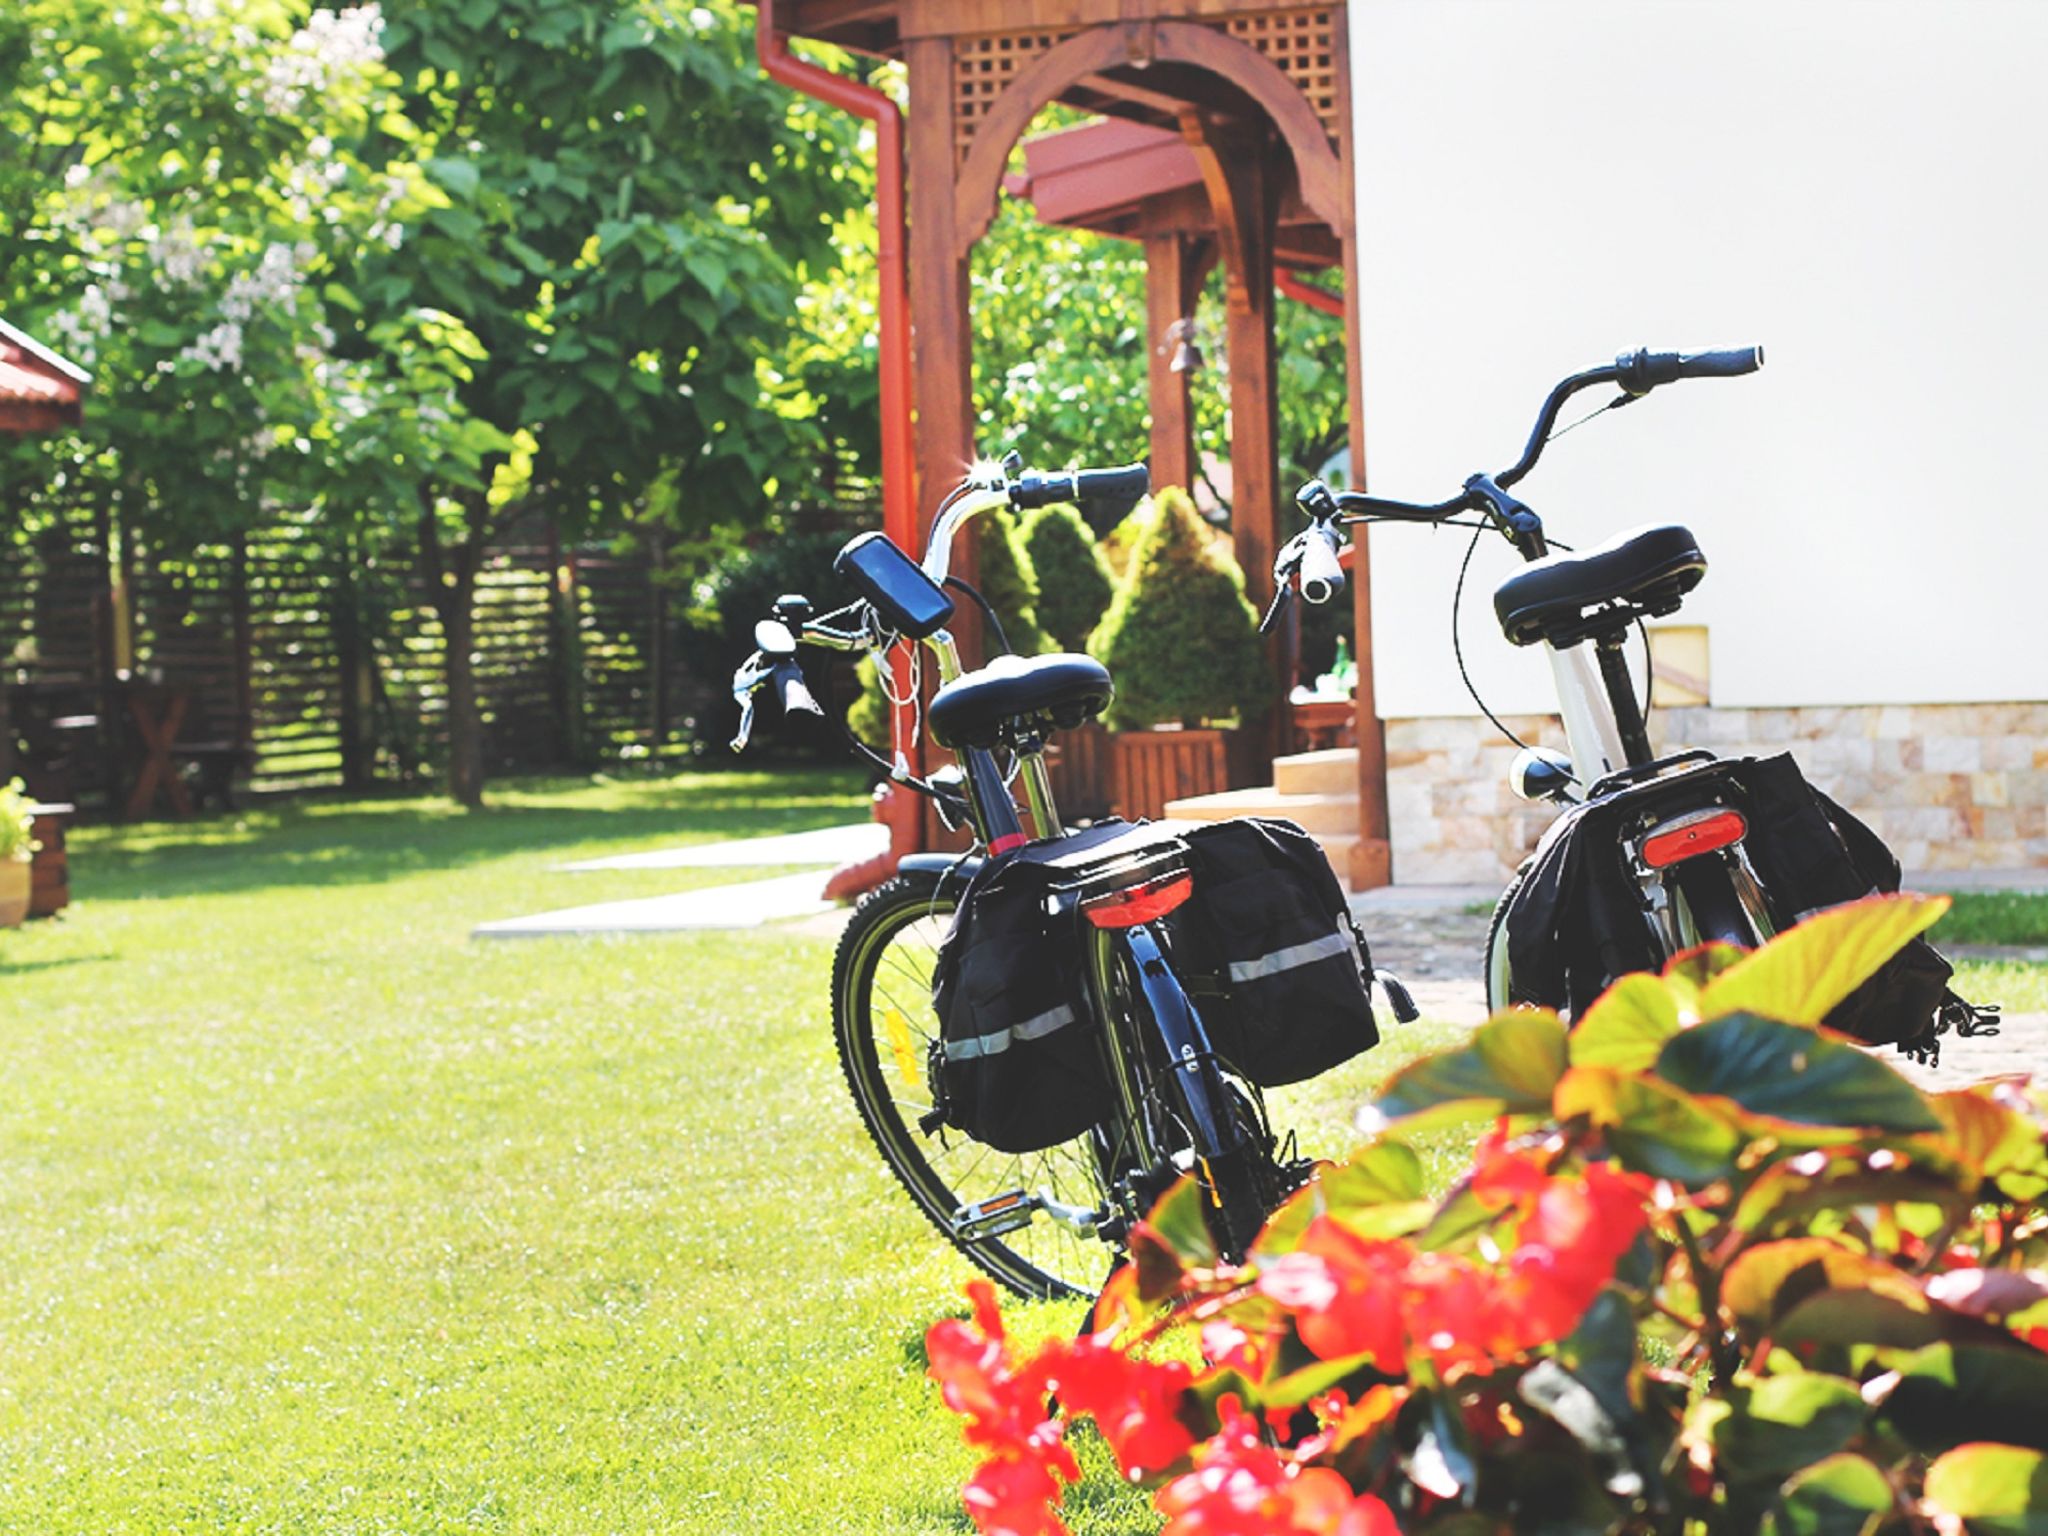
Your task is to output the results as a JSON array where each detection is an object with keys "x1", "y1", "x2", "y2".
[{"x1": 1347, "y1": 0, "x2": 2048, "y2": 719}]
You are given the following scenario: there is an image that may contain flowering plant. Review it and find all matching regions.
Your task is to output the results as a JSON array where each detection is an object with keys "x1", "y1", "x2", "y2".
[
  {"x1": 0, "y1": 778, "x2": 39, "y2": 863},
  {"x1": 929, "y1": 896, "x2": 2048, "y2": 1534}
]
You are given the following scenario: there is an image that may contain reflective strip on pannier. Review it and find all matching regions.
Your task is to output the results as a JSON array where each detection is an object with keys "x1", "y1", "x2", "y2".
[
  {"x1": 1167, "y1": 818, "x2": 1380, "y2": 1088},
  {"x1": 1227, "y1": 926, "x2": 1357, "y2": 984},
  {"x1": 941, "y1": 1003, "x2": 1079, "y2": 1061}
]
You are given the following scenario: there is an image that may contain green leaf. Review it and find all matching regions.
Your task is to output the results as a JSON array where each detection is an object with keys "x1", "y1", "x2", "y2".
[
  {"x1": 1923, "y1": 1443, "x2": 2048, "y2": 1534},
  {"x1": 1882, "y1": 1343, "x2": 2048, "y2": 1454},
  {"x1": 1135, "y1": 1174, "x2": 1218, "y2": 1294},
  {"x1": 1699, "y1": 894, "x2": 1948, "y2": 1025},
  {"x1": 427, "y1": 156, "x2": 480, "y2": 201},
  {"x1": 1363, "y1": 1012, "x2": 1568, "y2": 1133},
  {"x1": 1772, "y1": 1287, "x2": 1980, "y2": 1352},
  {"x1": 1554, "y1": 1066, "x2": 1744, "y2": 1185},
  {"x1": 1760, "y1": 1453, "x2": 1894, "y2": 1536},
  {"x1": 1570, "y1": 973, "x2": 1683, "y2": 1071},
  {"x1": 1653, "y1": 1013, "x2": 1940, "y2": 1135},
  {"x1": 1707, "y1": 1373, "x2": 1871, "y2": 1487},
  {"x1": 1722, "y1": 1239, "x2": 1924, "y2": 1330}
]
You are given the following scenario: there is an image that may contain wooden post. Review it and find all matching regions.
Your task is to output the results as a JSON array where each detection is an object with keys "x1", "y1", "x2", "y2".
[
  {"x1": 1334, "y1": 3, "x2": 1392, "y2": 889},
  {"x1": 229, "y1": 535, "x2": 255, "y2": 768},
  {"x1": 545, "y1": 521, "x2": 588, "y2": 767},
  {"x1": 1144, "y1": 230, "x2": 1200, "y2": 494},
  {"x1": 648, "y1": 543, "x2": 670, "y2": 754},
  {"x1": 906, "y1": 34, "x2": 977, "y2": 850},
  {"x1": 1185, "y1": 118, "x2": 1287, "y2": 779},
  {"x1": 334, "y1": 533, "x2": 374, "y2": 793}
]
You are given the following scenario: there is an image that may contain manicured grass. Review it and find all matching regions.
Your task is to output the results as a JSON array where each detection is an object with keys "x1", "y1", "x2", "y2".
[
  {"x1": 0, "y1": 770, "x2": 1463, "y2": 1535},
  {"x1": 1938, "y1": 891, "x2": 2048, "y2": 948}
]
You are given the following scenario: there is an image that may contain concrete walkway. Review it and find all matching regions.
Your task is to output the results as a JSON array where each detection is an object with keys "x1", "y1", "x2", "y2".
[
  {"x1": 556, "y1": 821, "x2": 885, "y2": 872},
  {"x1": 473, "y1": 870, "x2": 835, "y2": 939}
]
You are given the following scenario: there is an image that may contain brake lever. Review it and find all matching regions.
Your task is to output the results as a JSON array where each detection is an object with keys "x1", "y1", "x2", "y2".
[
  {"x1": 1260, "y1": 534, "x2": 1308, "y2": 635},
  {"x1": 729, "y1": 649, "x2": 774, "y2": 751}
]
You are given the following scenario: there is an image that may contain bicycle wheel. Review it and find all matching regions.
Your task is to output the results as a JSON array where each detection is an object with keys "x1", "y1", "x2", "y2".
[
  {"x1": 832, "y1": 873, "x2": 1120, "y2": 1301},
  {"x1": 1483, "y1": 859, "x2": 1530, "y2": 1014},
  {"x1": 1112, "y1": 929, "x2": 1287, "y2": 1263}
]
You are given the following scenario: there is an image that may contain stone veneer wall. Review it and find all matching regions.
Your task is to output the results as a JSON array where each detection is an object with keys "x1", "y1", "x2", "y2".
[{"x1": 1385, "y1": 702, "x2": 2048, "y2": 886}]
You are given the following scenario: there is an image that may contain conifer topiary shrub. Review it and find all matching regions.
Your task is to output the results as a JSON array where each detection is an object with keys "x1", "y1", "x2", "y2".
[
  {"x1": 1019, "y1": 503, "x2": 1115, "y2": 653},
  {"x1": 1090, "y1": 487, "x2": 1269, "y2": 730},
  {"x1": 972, "y1": 506, "x2": 1052, "y2": 657}
]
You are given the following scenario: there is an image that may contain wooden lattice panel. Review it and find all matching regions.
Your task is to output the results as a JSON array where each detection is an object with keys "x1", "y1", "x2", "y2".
[
  {"x1": 954, "y1": 29, "x2": 1083, "y2": 159},
  {"x1": 952, "y1": 10, "x2": 1343, "y2": 163},
  {"x1": 1226, "y1": 8, "x2": 1341, "y2": 143}
]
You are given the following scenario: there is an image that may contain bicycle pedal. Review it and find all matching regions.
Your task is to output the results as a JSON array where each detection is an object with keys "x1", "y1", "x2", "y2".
[
  {"x1": 953, "y1": 1190, "x2": 1040, "y2": 1242},
  {"x1": 1375, "y1": 968, "x2": 1421, "y2": 1023}
]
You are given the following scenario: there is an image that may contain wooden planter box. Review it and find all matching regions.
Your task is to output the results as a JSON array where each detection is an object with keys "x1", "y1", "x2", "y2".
[
  {"x1": 28, "y1": 801, "x2": 72, "y2": 918},
  {"x1": 1044, "y1": 721, "x2": 1112, "y2": 823},
  {"x1": 1111, "y1": 726, "x2": 1239, "y2": 822}
]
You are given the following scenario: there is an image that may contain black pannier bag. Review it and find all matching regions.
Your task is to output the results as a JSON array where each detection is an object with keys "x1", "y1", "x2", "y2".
[
  {"x1": 1166, "y1": 818, "x2": 1381, "y2": 1086},
  {"x1": 928, "y1": 821, "x2": 1142, "y2": 1154},
  {"x1": 1499, "y1": 751, "x2": 1992, "y2": 1056},
  {"x1": 1735, "y1": 753, "x2": 1976, "y2": 1054}
]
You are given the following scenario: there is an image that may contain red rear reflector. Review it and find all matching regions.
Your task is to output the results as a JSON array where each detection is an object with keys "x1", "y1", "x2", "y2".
[
  {"x1": 1081, "y1": 873, "x2": 1194, "y2": 929},
  {"x1": 1641, "y1": 809, "x2": 1747, "y2": 869}
]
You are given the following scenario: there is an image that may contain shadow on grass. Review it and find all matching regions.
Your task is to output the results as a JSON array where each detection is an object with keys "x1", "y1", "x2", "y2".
[
  {"x1": 0, "y1": 952, "x2": 114, "y2": 975},
  {"x1": 64, "y1": 767, "x2": 872, "y2": 904}
]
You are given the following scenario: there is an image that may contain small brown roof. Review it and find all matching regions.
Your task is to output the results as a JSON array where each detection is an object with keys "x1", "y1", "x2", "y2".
[{"x1": 0, "y1": 318, "x2": 90, "y2": 433}]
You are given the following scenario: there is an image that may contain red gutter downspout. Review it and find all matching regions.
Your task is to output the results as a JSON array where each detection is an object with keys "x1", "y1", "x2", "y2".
[
  {"x1": 756, "y1": 3, "x2": 921, "y2": 900},
  {"x1": 1276, "y1": 268, "x2": 1345, "y2": 319}
]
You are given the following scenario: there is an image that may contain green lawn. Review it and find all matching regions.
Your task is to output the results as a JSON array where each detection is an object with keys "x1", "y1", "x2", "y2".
[
  {"x1": 1939, "y1": 891, "x2": 2048, "y2": 948},
  {"x1": 0, "y1": 771, "x2": 1462, "y2": 1536}
]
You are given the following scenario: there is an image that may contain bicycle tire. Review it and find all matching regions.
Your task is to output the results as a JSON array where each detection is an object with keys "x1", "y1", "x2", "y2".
[
  {"x1": 1483, "y1": 858, "x2": 1531, "y2": 1015},
  {"x1": 831, "y1": 873, "x2": 1118, "y2": 1301},
  {"x1": 1119, "y1": 932, "x2": 1284, "y2": 1262}
]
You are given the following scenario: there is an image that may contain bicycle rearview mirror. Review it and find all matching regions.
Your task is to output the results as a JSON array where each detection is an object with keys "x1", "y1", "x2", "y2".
[{"x1": 835, "y1": 532, "x2": 955, "y2": 639}]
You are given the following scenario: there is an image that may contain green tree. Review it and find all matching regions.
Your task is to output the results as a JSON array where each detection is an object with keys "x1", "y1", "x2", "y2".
[
  {"x1": 0, "y1": 0, "x2": 399, "y2": 539},
  {"x1": 330, "y1": 0, "x2": 861, "y2": 805},
  {"x1": 1018, "y1": 503, "x2": 1114, "y2": 652},
  {"x1": 1091, "y1": 487, "x2": 1267, "y2": 730}
]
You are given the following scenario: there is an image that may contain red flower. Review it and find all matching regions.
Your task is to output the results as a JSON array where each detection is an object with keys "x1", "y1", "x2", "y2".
[
  {"x1": 963, "y1": 1454, "x2": 1074, "y2": 1536},
  {"x1": 1048, "y1": 1336, "x2": 1198, "y2": 1479},
  {"x1": 1258, "y1": 1220, "x2": 1411, "y2": 1373},
  {"x1": 927, "y1": 1282, "x2": 1080, "y2": 1535},
  {"x1": 1156, "y1": 1403, "x2": 1391, "y2": 1535}
]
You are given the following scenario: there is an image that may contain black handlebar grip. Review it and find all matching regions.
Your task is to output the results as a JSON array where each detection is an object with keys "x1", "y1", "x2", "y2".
[
  {"x1": 1011, "y1": 463, "x2": 1150, "y2": 510},
  {"x1": 1299, "y1": 526, "x2": 1346, "y2": 605},
  {"x1": 1674, "y1": 345, "x2": 1764, "y2": 378},
  {"x1": 1074, "y1": 462, "x2": 1149, "y2": 503},
  {"x1": 1617, "y1": 345, "x2": 1765, "y2": 395}
]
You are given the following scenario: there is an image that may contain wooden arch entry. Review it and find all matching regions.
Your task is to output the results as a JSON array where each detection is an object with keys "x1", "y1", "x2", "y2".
[
  {"x1": 949, "y1": 21, "x2": 1351, "y2": 256},
  {"x1": 763, "y1": 2, "x2": 1391, "y2": 888}
]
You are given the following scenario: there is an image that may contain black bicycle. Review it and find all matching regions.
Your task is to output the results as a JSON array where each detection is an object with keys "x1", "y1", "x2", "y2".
[{"x1": 731, "y1": 455, "x2": 1408, "y2": 1298}]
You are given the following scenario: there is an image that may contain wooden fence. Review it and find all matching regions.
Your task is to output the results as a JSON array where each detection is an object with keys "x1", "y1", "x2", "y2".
[{"x1": 1, "y1": 498, "x2": 875, "y2": 812}]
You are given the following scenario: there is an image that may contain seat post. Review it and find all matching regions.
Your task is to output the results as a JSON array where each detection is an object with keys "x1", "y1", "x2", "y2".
[
  {"x1": 1595, "y1": 630, "x2": 1655, "y2": 767},
  {"x1": 1017, "y1": 737, "x2": 1060, "y2": 839}
]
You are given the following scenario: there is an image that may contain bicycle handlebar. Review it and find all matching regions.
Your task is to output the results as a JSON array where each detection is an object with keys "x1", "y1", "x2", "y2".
[
  {"x1": 1010, "y1": 462, "x2": 1149, "y2": 511},
  {"x1": 1615, "y1": 345, "x2": 1764, "y2": 397},
  {"x1": 1303, "y1": 341, "x2": 1765, "y2": 528},
  {"x1": 1298, "y1": 524, "x2": 1346, "y2": 604}
]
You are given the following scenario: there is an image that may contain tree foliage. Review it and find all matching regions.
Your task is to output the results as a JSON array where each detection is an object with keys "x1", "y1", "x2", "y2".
[
  {"x1": 1091, "y1": 487, "x2": 1268, "y2": 729},
  {"x1": 929, "y1": 894, "x2": 2048, "y2": 1535},
  {"x1": 971, "y1": 506, "x2": 1051, "y2": 658}
]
